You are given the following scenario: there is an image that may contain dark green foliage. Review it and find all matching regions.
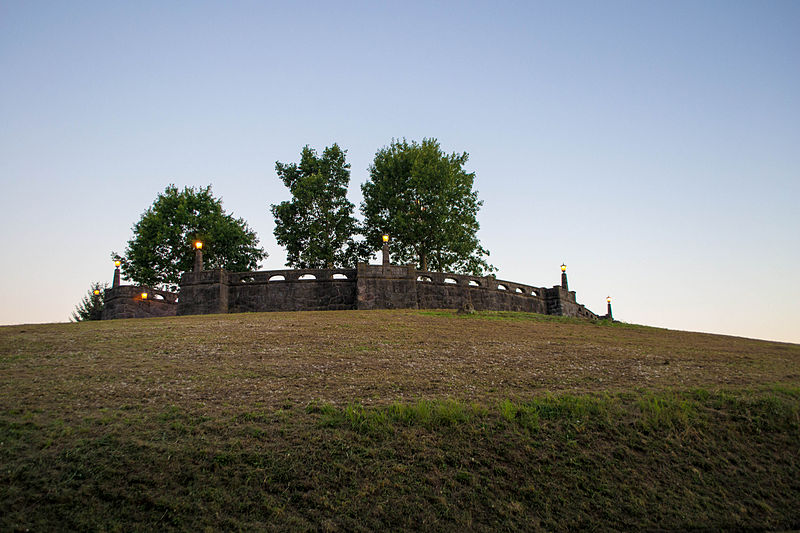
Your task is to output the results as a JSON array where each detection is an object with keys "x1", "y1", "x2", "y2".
[
  {"x1": 271, "y1": 144, "x2": 366, "y2": 268},
  {"x1": 70, "y1": 282, "x2": 107, "y2": 321},
  {"x1": 361, "y1": 138, "x2": 494, "y2": 275},
  {"x1": 117, "y1": 185, "x2": 267, "y2": 290}
]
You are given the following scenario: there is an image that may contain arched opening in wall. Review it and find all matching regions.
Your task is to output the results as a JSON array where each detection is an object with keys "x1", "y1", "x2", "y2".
[
  {"x1": 444, "y1": 278, "x2": 457, "y2": 284},
  {"x1": 175, "y1": 297, "x2": 180, "y2": 303},
  {"x1": 417, "y1": 276, "x2": 432, "y2": 282},
  {"x1": 497, "y1": 284, "x2": 508, "y2": 291},
  {"x1": 239, "y1": 276, "x2": 255, "y2": 284},
  {"x1": 531, "y1": 290, "x2": 538, "y2": 297},
  {"x1": 153, "y1": 294, "x2": 165, "y2": 300},
  {"x1": 468, "y1": 280, "x2": 480, "y2": 287},
  {"x1": 515, "y1": 288, "x2": 523, "y2": 294},
  {"x1": 299, "y1": 274, "x2": 316, "y2": 280},
  {"x1": 269, "y1": 275, "x2": 286, "y2": 282},
  {"x1": 332, "y1": 273, "x2": 349, "y2": 280}
]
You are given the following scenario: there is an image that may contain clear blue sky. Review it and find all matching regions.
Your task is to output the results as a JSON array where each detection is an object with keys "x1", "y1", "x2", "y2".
[{"x1": 1, "y1": 1, "x2": 798, "y2": 343}]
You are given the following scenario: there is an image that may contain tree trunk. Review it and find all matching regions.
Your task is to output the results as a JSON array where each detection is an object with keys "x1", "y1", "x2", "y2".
[{"x1": 420, "y1": 253, "x2": 427, "y2": 272}]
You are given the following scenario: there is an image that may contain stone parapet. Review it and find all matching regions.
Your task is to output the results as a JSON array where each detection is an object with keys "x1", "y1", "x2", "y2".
[
  {"x1": 102, "y1": 285, "x2": 177, "y2": 320},
  {"x1": 356, "y1": 263, "x2": 418, "y2": 310},
  {"x1": 103, "y1": 264, "x2": 601, "y2": 320},
  {"x1": 412, "y1": 269, "x2": 549, "y2": 313},
  {"x1": 179, "y1": 267, "x2": 358, "y2": 315},
  {"x1": 177, "y1": 269, "x2": 229, "y2": 316}
]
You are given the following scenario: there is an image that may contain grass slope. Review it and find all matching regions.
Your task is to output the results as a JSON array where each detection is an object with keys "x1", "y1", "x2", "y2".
[{"x1": 2, "y1": 310, "x2": 799, "y2": 530}]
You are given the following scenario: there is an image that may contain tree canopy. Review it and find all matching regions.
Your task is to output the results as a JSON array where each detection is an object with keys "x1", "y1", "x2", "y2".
[
  {"x1": 271, "y1": 144, "x2": 366, "y2": 268},
  {"x1": 117, "y1": 185, "x2": 267, "y2": 290},
  {"x1": 360, "y1": 138, "x2": 494, "y2": 275},
  {"x1": 71, "y1": 282, "x2": 107, "y2": 321}
]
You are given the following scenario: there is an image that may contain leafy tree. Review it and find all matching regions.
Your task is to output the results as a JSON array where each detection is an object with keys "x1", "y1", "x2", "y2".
[
  {"x1": 71, "y1": 282, "x2": 107, "y2": 322},
  {"x1": 360, "y1": 138, "x2": 494, "y2": 275},
  {"x1": 271, "y1": 144, "x2": 366, "y2": 268},
  {"x1": 116, "y1": 185, "x2": 267, "y2": 290}
]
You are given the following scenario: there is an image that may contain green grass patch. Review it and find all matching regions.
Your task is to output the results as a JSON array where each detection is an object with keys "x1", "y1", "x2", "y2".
[
  {"x1": 635, "y1": 391, "x2": 698, "y2": 431},
  {"x1": 306, "y1": 399, "x2": 482, "y2": 435},
  {"x1": 2, "y1": 388, "x2": 799, "y2": 530}
]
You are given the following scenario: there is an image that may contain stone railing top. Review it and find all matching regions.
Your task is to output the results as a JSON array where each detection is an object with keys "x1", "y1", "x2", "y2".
[
  {"x1": 226, "y1": 268, "x2": 357, "y2": 284},
  {"x1": 178, "y1": 263, "x2": 558, "y2": 299},
  {"x1": 413, "y1": 269, "x2": 546, "y2": 297},
  {"x1": 104, "y1": 285, "x2": 178, "y2": 303}
]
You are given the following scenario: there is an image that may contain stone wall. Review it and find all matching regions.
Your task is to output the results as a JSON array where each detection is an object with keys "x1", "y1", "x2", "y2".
[
  {"x1": 230, "y1": 269, "x2": 357, "y2": 313},
  {"x1": 175, "y1": 269, "x2": 230, "y2": 316},
  {"x1": 542, "y1": 286, "x2": 598, "y2": 319},
  {"x1": 353, "y1": 264, "x2": 554, "y2": 314},
  {"x1": 416, "y1": 269, "x2": 549, "y2": 313},
  {"x1": 104, "y1": 263, "x2": 601, "y2": 320},
  {"x1": 101, "y1": 286, "x2": 177, "y2": 320},
  {"x1": 356, "y1": 264, "x2": 419, "y2": 310}
]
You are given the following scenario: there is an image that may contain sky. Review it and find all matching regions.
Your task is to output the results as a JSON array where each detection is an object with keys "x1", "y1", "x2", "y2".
[{"x1": 1, "y1": 1, "x2": 798, "y2": 343}]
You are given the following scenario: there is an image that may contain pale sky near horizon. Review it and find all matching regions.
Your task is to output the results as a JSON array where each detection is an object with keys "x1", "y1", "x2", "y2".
[{"x1": 1, "y1": 1, "x2": 798, "y2": 343}]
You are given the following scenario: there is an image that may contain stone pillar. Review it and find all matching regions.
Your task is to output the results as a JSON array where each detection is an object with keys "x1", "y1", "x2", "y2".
[
  {"x1": 382, "y1": 240, "x2": 390, "y2": 266},
  {"x1": 217, "y1": 269, "x2": 229, "y2": 314},
  {"x1": 194, "y1": 248, "x2": 204, "y2": 272},
  {"x1": 561, "y1": 272, "x2": 568, "y2": 292},
  {"x1": 113, "y1": 267, "x2": 121, "y2": 288},
  {"x1": 607, "y1": 299, "x2": 613, "y2": 321}
]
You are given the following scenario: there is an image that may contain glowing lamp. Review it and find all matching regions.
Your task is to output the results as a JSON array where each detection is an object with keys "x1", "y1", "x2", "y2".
[
  {"x1": 93, "y1": 289, "x2": 100, "y2": 296},
  {"x1": 382, "y1": 234, "x2": 389, "y2": 243},
  {"x1": 607, "y1": 296, "x2": 612, "y2": 303},
  {"x1": 195, "y1": 241, "x2": 203, "y2": 250},
  {"x1": 561, "y1": 263, "x2": 566, "y2": 273},
  {"x1": 114, "y1": 260, "x2": 121, "y2": 268},
  {"x1": 141, "y1": 292, "x2": 148, "y2": 300}
]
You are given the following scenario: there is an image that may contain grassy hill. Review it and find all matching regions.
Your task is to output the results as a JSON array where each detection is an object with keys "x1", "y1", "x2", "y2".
[{"x1": 2, "y1": 310, "x2": 799, "y2": 530}]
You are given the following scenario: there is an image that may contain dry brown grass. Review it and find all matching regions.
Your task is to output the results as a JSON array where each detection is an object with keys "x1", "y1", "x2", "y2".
[{"x1": 2, "y1": 309, "x2": 798, "y2": 417}]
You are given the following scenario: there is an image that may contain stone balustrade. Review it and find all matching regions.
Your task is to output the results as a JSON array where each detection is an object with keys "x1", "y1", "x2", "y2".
[{"x1": 102, "y1": 263, "x2": 601, "y2": 320}]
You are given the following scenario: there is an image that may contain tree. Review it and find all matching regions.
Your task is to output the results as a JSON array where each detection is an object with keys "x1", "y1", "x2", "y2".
[
  {"x1": 360, "y1": 138, "x2": 494, "y2": 275},
  {"x1": 116, "y1": 185, "x2": 267, "y2": 291},
  {"x1": 271, "y1": 144, "x2": 366, "y2": 268},
  {"x1": 71, "y1": 282, "x2": 107, "y2": 321}
]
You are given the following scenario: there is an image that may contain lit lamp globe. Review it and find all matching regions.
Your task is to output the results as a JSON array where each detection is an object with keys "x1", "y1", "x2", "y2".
[
  {"x1": 561, "y1": 263, "x2": 566, "y2": 273},
  {"x1": 93, "y1": 289, "x2": 100, "y2": 296},
  {"x1": 114, "y1": 259, "x2": 121, "y2": 268},
  {"x1": 382, "y1": 234, "x2": 389, "y2": 243},
  {"x1": 194, "y1": 241, "x2": 203, "y2": 250},
  {"x1": 141, "y1": 292, "x2": 148, "y2": 300},
  {"x1": 607, "y1": 296, "x2": 612, "y2": 303}
]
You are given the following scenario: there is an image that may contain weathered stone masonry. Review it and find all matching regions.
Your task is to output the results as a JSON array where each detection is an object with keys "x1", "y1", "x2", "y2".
[
  {"x1": 102, "y1": 263, "x2": 603, "y2": 320},
  {"x1": 101, "y1": 285, "x2": 178, "y2": 320}
]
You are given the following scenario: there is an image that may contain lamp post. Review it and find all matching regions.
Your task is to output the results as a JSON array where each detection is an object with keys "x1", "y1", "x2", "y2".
[
  {"x1": 382, "y1": 234, "x2": 390, "y2": 266},
  {"x1": 194, "y1": 241, "x2": 204, "y2": 272},
  {"x1": 113, "y1": 259, "x2": 121, "y2": 288},
  {"x1": 606, "y1": 296, "x2": 613, "y2": 321},
  {"x1": 560, "y1": 263, "x2": 568, "y2": 292}
]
